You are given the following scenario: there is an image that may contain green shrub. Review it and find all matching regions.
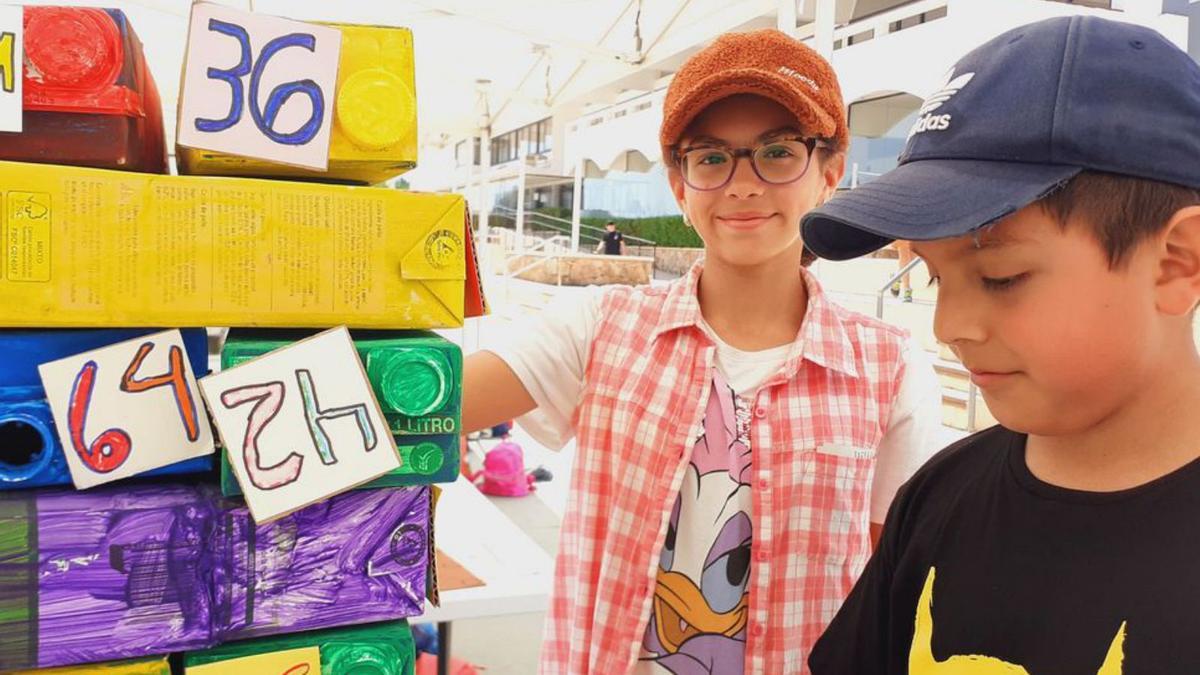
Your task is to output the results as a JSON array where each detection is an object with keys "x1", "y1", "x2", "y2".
[
  {"x1": 481, "y1": 208, "x2": 704, "y2": 249},
  {"x1": 538, "y1": 209, "x2": 702, "y2": 248}
]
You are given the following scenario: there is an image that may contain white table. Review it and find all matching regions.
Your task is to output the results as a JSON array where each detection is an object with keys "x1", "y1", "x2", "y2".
[{"x1": 414, "y1": 475, "x2": 555, "y2": 672}]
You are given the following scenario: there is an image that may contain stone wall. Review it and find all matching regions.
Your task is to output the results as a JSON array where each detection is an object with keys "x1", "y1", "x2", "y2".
[
  {"x1": 628, "y1": 246, "x2": 704, "y2": 275},
  {"x1": 506, "y1": 253, "x2": 653, "y2": 286}
]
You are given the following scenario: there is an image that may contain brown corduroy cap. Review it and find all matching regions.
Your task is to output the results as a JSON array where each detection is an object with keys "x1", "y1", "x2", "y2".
[{"x1": 659, "y1": 29, "x2": 849, "y2": 161}]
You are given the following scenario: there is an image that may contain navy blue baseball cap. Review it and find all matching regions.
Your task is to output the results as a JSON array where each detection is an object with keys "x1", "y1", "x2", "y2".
[{"x1": 802, "y1": 16, "x2": 1200, "y2": 260}]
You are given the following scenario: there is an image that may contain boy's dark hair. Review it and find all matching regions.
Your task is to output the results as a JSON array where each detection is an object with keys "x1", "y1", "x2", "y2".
[{"x1": 1037, "y1": 171, "x2": 1200, "y2": 268}]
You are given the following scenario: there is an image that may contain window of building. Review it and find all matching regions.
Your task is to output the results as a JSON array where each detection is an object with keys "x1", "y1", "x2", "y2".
[
  {"x1": 455, "y1": 138, "x2": 480, "y2": 167},
  {"x1": 889, "y1": 6, "x2": 949, "y2": 33},
  {"x1": 847, "y1": 29, "x2": 875, "y2": 46},
  {"x1": 489, "y1": 117, "x2": 553, "y2": 165},
  {"x1": 843, "y1": 92, "x2": 922, "y2": 188}
]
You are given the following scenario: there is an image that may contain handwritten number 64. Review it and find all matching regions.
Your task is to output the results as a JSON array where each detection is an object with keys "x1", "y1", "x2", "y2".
[
  {"x1": 195, "y1": 19, "x2": 325, "y2": 146},
  {"x1": 67, "y1": 343, "x2": 200, "y2": 474}
]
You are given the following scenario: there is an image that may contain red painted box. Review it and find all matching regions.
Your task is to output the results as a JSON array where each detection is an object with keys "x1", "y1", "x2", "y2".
[{"x1": 0, "y1": 7, "x2": 166, "y2": 173}]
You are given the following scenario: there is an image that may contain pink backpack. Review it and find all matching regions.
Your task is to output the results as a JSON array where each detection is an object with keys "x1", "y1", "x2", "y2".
[{"x1": 476, "y1": 439, "x2": 535, "y2": 497}]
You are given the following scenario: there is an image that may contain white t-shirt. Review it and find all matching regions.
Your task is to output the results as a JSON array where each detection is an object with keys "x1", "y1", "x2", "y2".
[{"x1": 486, "y1": 286, "x2": 944, "y2": 524}]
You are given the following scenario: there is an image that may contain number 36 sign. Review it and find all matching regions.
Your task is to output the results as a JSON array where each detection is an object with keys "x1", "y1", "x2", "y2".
[{"x1": 177, "y1": 2, "x2": 341, "y2": 170}]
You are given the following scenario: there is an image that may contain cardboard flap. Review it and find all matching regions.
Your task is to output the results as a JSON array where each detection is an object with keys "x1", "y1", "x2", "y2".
[
  {"x1": 463, "y1": 206, "x2": 489, "y2": 318},
  {"x1": 426, "y1": 485, "x2": 441, "y2": 607},
  {"x1": 401, "y1": 198, "x2": 467, "y2": 282}
]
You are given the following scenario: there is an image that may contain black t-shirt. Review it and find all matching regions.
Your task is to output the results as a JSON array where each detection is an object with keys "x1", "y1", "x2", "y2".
[
  {"x1": 810, "y1": 425, "x2": 1200, "y2": 675},
  {"x1": 602, "y1": 230, "x2": 623, "y2": 254}
]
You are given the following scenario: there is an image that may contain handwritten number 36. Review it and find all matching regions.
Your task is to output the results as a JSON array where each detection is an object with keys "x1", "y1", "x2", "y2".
[{"x1": 195, "y1": 19, "x2": 325, "y2": 146}]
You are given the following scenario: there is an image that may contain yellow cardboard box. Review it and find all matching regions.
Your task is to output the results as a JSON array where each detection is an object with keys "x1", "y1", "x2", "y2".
[
  {"x1": 0, "y1": 160, "x2": 470, "y2": 328},
  {"x1": 6, "y1": 657, "x2": 170, "y2": 674},
  {"x1": 177, "y1": 23, "x2": 417, "y2": 184}
]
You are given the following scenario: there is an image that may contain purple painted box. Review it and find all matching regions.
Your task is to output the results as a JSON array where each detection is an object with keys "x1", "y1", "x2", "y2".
[
  {"x1": 210, "y1": 486, "x2": 431, "y2": 641},
  {"x1": 0, "y1": 484, "x2": 431, "y2": 670},
  {"x1": 0, "y1": 485, "x2": 219, "y2": 670}
]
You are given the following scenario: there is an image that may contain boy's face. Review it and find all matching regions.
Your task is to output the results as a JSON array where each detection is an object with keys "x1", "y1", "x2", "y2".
[
  {"x1": 669, "y1": 95, "x2": 843, "y2": 269},
  {"x1": 912, "y1": 205, "x2": 1161, "y2": 436}
]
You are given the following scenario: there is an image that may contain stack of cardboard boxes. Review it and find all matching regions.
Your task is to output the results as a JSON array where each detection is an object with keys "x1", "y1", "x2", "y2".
[{"x1": 0, "y1": 5, "x2": 483, "y2": 673}]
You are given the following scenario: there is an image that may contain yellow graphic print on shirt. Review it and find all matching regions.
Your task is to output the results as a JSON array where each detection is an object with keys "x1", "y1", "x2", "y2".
[{"x1": 908, "y1": 568, "x2": 1127, "y2": 674}]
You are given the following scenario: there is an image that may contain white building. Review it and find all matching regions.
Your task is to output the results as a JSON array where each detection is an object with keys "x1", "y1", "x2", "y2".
[{"x1": 407, "y1": 0, "x2": 1194, "y2": 248}]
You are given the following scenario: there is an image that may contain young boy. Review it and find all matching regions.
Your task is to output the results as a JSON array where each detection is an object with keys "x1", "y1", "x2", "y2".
[{"x1": 802, "y1": 16, "x2": 1200, "y2": 673}]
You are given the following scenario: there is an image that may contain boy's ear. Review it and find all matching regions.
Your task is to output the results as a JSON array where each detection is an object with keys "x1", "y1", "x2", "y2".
[{"x1": 1155, "y1": 205, "x2": 1200, "y2": 316}]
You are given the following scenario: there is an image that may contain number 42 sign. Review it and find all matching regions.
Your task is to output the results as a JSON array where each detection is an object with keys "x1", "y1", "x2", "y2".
[
  {"x1": 177, "y1": 2, "x2": 341, "y2": 170},
  {"x1": 199, "y1": 327, "x2": 401, "y2": 524}
]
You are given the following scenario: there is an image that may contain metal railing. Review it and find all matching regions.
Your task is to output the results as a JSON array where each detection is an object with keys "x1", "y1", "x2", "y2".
[
  {"x1": 875, "y1": 256, "x2": 922, "y2": 318},
  {"x1": 490, "y1": 205, "x2": 657, "y2": 256},
  {"x1": 505, "y1": 235, "x2": 572, "y2": 282},
  {"x1": 875, "y1": 255, "x2": 981, "y2": 432}
]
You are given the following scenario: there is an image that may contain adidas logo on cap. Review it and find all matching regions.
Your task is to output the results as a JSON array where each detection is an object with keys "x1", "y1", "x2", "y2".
[{"x1": 908, "y1": 69, "x2": 975, "y2": 138}]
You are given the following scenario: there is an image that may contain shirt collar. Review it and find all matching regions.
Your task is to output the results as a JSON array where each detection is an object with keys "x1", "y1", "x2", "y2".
[{"x1": 651, "y1": 258, "x2": 860, "y2": 379}]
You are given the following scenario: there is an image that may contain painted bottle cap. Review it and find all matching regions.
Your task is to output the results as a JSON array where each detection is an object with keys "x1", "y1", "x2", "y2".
[
  {"x1": 336, "y1": 69, "x2": 415, "y2": 151},
  {"x1": 368, "y1": 349, "x2": 452, "y2": 417},
  {"x1": 327, "y1": 643, "x2": 395, "y2": 675},
  {"x1": 24, "y1": 7, "x2": 123, "y2": 91},
  {"x1": 0, "y1": 409, "x2": 56, "y2": 484}
]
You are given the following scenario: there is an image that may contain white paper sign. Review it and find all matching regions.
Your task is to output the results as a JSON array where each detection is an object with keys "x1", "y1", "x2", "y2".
[
  {"x1": 0, "y1": 5, "x2": 23, "y2": 133},
  {"x1": 177, "y1": 2, "x2": 340, "y2": 170},
  {"x1": 38, "y1": 330, "x2": 216, "y2": 489},
  {"x1": 199, "y1": 327, "x2": 401, "y2": 523}
]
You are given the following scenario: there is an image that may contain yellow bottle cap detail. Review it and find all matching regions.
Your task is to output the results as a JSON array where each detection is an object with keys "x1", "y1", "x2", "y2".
[{"x1": 336, "y1": 69, "x2": 415, "y2": 151}]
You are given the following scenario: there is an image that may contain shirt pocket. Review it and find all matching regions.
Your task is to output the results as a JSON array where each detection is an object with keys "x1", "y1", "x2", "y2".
[{"x1": 787, "y1": 445, "x2": 877, "y2": 562}]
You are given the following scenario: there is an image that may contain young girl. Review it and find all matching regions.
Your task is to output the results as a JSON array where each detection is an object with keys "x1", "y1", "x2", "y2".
[{"x1": 463, "y1": 29, "x2": 942, "y2": 674}]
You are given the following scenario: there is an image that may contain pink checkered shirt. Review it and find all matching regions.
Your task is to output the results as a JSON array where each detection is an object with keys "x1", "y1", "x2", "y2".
[{"x1": 539, "y1": 262, "x2": 909, "y2": 674}]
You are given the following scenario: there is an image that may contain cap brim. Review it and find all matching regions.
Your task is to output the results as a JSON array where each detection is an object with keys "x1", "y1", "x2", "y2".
[{"x1": 802, "y1": 159, "x2": 1083, "y2": 260}]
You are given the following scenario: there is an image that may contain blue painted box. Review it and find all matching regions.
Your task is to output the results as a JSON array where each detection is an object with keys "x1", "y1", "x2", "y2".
[{"x1": 0, "y1": 329, "x2": 213, "y2": 489}]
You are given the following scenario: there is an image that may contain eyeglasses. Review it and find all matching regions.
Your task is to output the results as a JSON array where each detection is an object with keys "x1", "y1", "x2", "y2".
[{"x1": 675, "y1": 137, "x2": 826, "y2": 191}]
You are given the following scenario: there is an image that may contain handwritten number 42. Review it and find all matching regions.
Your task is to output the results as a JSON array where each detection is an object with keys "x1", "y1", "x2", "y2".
[
  {"x1": 196, "y1": 19, "x2": 325, "y2": 146},
  {"x1": 67, "y1": 343, "x2": 201, "y2": 474},
  {"x1": 220, "y1": 369, "x2": 379, "y2": 492}
]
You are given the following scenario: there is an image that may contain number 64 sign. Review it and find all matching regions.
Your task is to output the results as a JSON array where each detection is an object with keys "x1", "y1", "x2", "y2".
[
  {"x1": 37, "y1": 329, "x2": 216, "y2": 489},
  {"x1": 177, "y1": 2, "x2": 341, "y2": 170}
]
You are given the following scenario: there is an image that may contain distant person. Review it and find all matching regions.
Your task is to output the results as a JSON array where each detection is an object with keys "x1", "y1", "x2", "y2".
[{"x1": 596, "y1": 221, "x2": 626, "y2": 255}]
